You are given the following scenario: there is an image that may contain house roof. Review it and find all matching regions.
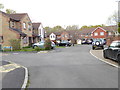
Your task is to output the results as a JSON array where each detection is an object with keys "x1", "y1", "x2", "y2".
[
  {"x1": 7, "y1": 13, "x2": 27, "y2": 21},
  {"x1": 32, "y1": 23, "x2": 41, "y2": 30},
  {"x1": 9, "y1": 27, "x2": 27, "y2": 37},
  {"x1": 80, "y1": 25, "x2": 117, "y2": 34},
  {"x1": 0, "y1": 11, "x2": 28, "y2": 21},
  {"x1": 46, "y1": 31, "x2": 62, "y2": 36}
]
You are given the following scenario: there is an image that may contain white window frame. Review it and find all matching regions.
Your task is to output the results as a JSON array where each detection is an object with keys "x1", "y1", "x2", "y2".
[
  {"x1": 23, "y1": 22, "x2": 26, "y2": 29},
  {"x1": 28, "y1": 24, "x2": 31, "y2": 30},
  {"x1": 108, "y1": 32, "x2": 112, "y2": 35},
  {"x1": 100, "y1": 32, "x2": 104, "y2": 36},
  {"x1": 94, "y1": 33, "x2": 98, "y2": 36}
]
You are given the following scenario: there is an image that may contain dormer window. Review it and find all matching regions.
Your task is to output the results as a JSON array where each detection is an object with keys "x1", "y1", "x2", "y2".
[
  {"x1": 9, "y1": 21, "x2": 15, "y2": 28},
  {"x1": 12, "y1": 22, "x2": 14, "y2": 28}
]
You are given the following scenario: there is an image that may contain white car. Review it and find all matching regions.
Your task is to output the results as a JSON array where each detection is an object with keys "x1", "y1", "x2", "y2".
[{"x1": 32, "y1": 41, "x2": 56, "y2": 49}]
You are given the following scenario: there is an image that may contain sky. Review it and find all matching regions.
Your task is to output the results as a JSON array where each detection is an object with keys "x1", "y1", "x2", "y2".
[{"x1": 0, "y1": 0, "x2": 118, "y2": 28}]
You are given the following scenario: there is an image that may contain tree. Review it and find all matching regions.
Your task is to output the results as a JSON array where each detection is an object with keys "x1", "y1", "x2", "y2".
[
  {"x1": 6, "y1": 9, "x2": 16, "y2": 14},
  {"x1": 107, "y1": 11, "x2": 118, "y2": 25},
  {"x1": 0, "y1": 3, "x2": 4, "y2": 10},
  {"x1": 44, "y1": 25, "x2": 64, "y2": 34},
  {"x1": 66, "y1": 25, "x2": 79, "y2": 30},
  {"x1": 52, "y1": 25, "x2": 63, "y2": 31},
  {"x1": 80, "y1": 24, "x2": 105, "y2": 30}
]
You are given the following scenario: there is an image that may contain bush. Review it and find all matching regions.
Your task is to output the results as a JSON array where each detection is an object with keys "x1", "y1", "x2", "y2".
[
  {"x1": 44, "y1": 38, "x2": 52, "y2": 50},
  {"x1": 34, "y1": 47, "x2": 45, "y2": 51},
  {"x1": 9, "y1": 39, "x2": 21, "y2": 50},
  {"x1": 23, "y1": 46, "x2": 32, "y2": 49}
]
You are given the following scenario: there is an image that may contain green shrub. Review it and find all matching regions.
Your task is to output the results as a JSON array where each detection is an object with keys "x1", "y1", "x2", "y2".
[
  {"x1": 23, "y1": 46, "x2": 32, "y2": 49},
  {"x1": 44, "y1": 38, "x2": 52, "y2": 50},
  {"x1": 9, "y1": 39, "x2": 21, "y2": 50},
  {"x1": 34, "y1": 47, "x2": 45, "y2": 51}
]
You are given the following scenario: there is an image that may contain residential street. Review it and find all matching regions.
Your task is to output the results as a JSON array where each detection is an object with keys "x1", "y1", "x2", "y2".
[{"x1": 2, "y1": 45, "x2": 118, "y2": 88}]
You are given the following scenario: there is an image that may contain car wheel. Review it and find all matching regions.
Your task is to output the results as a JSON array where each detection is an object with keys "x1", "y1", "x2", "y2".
[
  {"x1": 117, "y1": 55, "x2": 120, "y2": 64},
  {"x1": 92, "y1": 46, "x2": 95, "y2": 50},
  {"x1": 95, "y1": 41, "x2": 100, "y2": 46},
  {"x1": 103, "y1": 51, "x2": 108, "y2": 59},
  {"x1": 101, "y1": 46, "x2": 104, "y2": 49},
  {"x1": 34, "y1": 45, "x2": 38, "y2": 49}
]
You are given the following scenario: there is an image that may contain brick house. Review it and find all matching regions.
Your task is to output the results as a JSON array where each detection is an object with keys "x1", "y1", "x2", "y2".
[
  {"x1": 80, "y1": 25, "x2": 117, "y2": 39},
  {"x1": 60, "y1": 30, "x2": 80, "y2": 43},
  {"x1": 0, "y1": 11, "x2": 33, "y2": 48},
  {"x1": 46, "y1": 32, "x2": 62, "y2": 43},
  {"x1": 32, "y1": 23, "x2": 41, "y2": 43}
]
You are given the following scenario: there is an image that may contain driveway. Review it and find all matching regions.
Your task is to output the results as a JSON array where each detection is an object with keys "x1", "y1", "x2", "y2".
[{"x1": 2, "y1": 45, "x2": 118, "y2": 88}]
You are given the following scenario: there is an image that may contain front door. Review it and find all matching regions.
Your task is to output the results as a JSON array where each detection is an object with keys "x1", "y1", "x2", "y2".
[{"x1": 29, "y1": 37, "x2": 32, "y2": 46}]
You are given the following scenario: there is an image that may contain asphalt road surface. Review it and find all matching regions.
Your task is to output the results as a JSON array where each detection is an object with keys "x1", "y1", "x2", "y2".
[{"x1": 2, "y1": 45, "x2": 118, "y2": 88}]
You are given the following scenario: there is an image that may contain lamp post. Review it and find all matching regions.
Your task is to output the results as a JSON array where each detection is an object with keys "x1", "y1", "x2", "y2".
[
  {"x1": 40, "y1": 23, "x2": 45, "y2": 42},
  {"x1": 118, "y1": 1, "x2": 120, "y2": 34}
]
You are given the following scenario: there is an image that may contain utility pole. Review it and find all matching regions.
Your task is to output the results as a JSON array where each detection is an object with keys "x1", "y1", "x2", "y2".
[
  {"x1": 118, "y1": 1, "x2": 120, "y2": 34},
  {"x1": 40, "y1": 23, "x2": 45, "y2": 42},
  {"x1": 118, "y1": 1, "x2": 120, "y2": 22}
]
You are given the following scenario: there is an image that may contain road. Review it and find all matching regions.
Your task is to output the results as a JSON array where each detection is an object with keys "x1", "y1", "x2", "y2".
[{"x1": 2, "y1": 45, "x2": 118, "y2": 88}]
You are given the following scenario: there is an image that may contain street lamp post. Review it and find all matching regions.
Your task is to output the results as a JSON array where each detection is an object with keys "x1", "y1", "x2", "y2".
[{"x1": 40, "y1": 23, "x2": 45, "y2": 42}]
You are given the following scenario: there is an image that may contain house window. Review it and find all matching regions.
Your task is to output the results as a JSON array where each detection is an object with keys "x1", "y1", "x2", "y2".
[
  {"x1": 62, "y1": 35, "x2": 64, "y2": 37},
  {"x1": 9, "y1": 21, "x2": 14, "y2": 28},
  {"x1": 108, "y1": 32, "x2": 112, "y2": 35},
  {"x1": 65, "y1": 35, "x2": 68, "y2": 37},
  {"x1": 28, "y1": 24, "x2": 31, "y2": 31},
  {"x1": 23, "y1": 37, "x2": 28, "y2": 44},
  {"x1": 0, "y1": 36, "x2": 3, "y2": 43},
  {"x1": 94, "y1": 33, "x2": 98, "y2": 36},
  {"x1": 23, "y1": 22, "x2": 26, "y2": 29},
  {"x1": 11, "y1": 21, "x2": 14, "y2": 28},
  {"x1": 53, "y1": 35, "x2": 55, "y2": 38},
  {"x1": 50, "y1": 35, "x2": 52, "y2": 38},
  {"x1": 100, "y1": 32, "x2": 104, "y2": 36}
]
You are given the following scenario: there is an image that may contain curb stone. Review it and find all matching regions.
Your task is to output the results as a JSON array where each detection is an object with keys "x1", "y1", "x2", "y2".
[
  {"x1": 90, "y1": 50, "x2": 118, "y2": 68},
  {"x1": 3, "y1": 60, "x2": 29, "y2": 89}
]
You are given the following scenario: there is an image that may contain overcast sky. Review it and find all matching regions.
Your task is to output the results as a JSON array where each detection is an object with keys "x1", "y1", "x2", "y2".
[{"x1": 0, "y1": 0, "x2": 118, "y2": 28}]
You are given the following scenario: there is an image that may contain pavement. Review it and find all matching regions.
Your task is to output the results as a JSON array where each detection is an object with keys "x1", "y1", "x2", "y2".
[
  {"x1": 90, "y1": 49, "x2": 118, "y2": 68},
  {"x1": 0, "y1": 60, "x2": 28, "y2": 89},
  {"x1": 2, "y1": 45, "x2": 118, "y2": 88}
]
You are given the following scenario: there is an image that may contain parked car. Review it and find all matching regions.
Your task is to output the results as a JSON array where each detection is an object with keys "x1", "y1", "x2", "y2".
[
  {"x1": 32, "y1": 41, "x2": 56, "y2": 49},
  {"x1": 57, "y1": 40, "x2": 72, "y2": 46},
  {"x1": 81, "y1": 39, "x2": 93, "y2": 44},
  {"x1": 86, "y1": 39, "x2": 93, "y2": 44},
  {"x1": 103, "y1": 40, "x2": 120, "y2": 62},
  {"x1": 81, "y1": 39, "x2": 87, "y2": 44},
  {"x1": 92, "y1": 38, "x2": 106, "y2": 50}
]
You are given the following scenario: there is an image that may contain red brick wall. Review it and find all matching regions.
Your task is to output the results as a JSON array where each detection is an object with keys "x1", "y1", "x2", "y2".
[
  {"x1": 106, "y1": 35, "x2": 120, "y2": 46},
  {"x1": 92, "y1": 28, "x2": 107, "y2": 39},
  {"x1": 61, "y1": 32, "x2": 69, "y2": 41}
]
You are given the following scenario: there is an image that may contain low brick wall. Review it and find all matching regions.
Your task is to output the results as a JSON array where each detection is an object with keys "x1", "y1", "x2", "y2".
[{"x1": 106, "y1": 35, "x2": 120, "y2": 46}]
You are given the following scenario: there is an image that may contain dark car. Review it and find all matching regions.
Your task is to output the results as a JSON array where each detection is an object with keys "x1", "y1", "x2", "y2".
[
  {"x1": 92, "y1": 38, "x2": 106, "y2": 50},
  {"x1": 103, "y1": 40, "x2": 120, "y2": 62},
  {"x1": 81, "y1": 39, "x2": 93, "y2": 45},
  {"x1": 57, "y1": 40, "x2": 72, "y2": 46}
]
